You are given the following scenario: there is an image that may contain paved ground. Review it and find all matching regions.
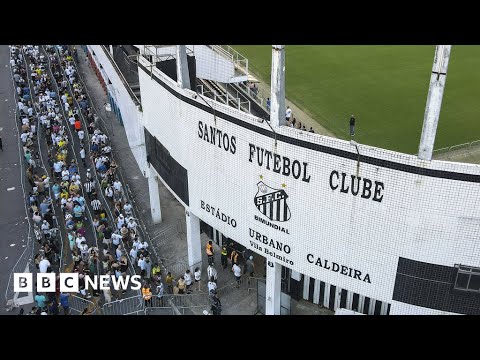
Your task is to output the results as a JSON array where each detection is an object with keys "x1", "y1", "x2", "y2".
[
  {"x1": 0, "y1": 45, "x2": 31, "y2": 314},
  {"x1": 433, "y1": 144, "x2": 480, "y2": 165}
]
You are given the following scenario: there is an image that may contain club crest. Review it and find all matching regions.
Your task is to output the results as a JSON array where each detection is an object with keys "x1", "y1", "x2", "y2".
[{"x1": 254, "y1": 181, "x2": 291, "y2": 222}]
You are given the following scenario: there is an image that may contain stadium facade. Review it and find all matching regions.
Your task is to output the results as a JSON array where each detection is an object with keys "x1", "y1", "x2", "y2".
[{"x1": 86, "y1": 45, "x2": 480, "y2": 315}]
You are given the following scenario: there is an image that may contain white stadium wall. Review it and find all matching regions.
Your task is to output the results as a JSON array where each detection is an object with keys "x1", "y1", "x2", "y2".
[
  {"x1": 87, "y1": 45, "x2": 147, "y2": 171},
  {"x1": 137, "y1": 56, "x2": 480, "y2": 313}
]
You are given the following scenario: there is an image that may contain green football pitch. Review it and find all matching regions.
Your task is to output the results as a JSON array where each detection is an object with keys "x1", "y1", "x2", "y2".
[{"x1": 233, "y1": 46, "x2": 480, "y2": 154}]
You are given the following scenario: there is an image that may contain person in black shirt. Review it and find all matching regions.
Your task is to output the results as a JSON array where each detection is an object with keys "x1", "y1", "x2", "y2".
[
  {"x1": 210, "y1": 291, "x2": 222, "y2": 315},
  {"x1": 349, "y1": 115, "x2": 356, "y2": 137}
]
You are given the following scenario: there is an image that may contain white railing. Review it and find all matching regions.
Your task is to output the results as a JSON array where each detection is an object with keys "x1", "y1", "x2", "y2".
[
  {"x1": 433, "y1": 140, "x2": 480, "y2": 155},
  {"x1": 211, "y1": 45, "x2": 248, "y2": 75}
]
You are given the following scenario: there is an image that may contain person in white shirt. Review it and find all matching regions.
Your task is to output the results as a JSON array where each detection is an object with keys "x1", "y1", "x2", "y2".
[
  {"x1": 194, "y1": 267, "x2": 202, "y2": 291},
  {"x1": 129, "y1": 247, "x2": 137, "y2": 262},
  {"x1": 116, "y1": 245, "x2": 123, "y2": 261},
  {"x1": 132, "y1": 238, "x2": 141, "y2": 251},
  {"x1": 79, "y1": 242, "x2": 89, "y2": 263},
  {"x1": 112, "y1": 232, "x2": 122, "y2": 248},
  {"x1": 113, "y1": 180, "x2": 122, "y2": 193},
  {"x1": 61, "y1": 169, "x2": 70, "y2": 181},
  {"x1": 116, "y1": 214, "x2": 125, "y2": 230},
  {"x1": 77, "y1": 130, "x2": 85, "y2": 142},
  {"x1": 69, "y1": 116, "x2": 75, "y2": 126},
  {"x1": 123, "y1": 202, "x2": 132, "y2": 216},
  {"x1": 41, "y1": 220, "x2": 50, "y2": 238},
  {"x1": 286, "y1": 106, "x2": 292, "y2": 121},
  {"x1": 39, "y1": 257, "x2": 51, "y2": 273},
  {"x1": 207, "y1": 278, "x2": 217, "y2": 294},
  {"x1": 137, "y1": 240, "x2": 148, "y2": 252},
  {"x1": 76, "y1": 235, "x2": 86, "y2": 249},
  {"x1": 20, "y1": 131, "x2": 29, "y2": 144},
  {"x1": 80, "y1": 146, "x2": 87, "y2": 166},
  {"x1": 232, "y1": 262, "x2": 242, "y2": 287},
  {"x1": 184, "y1": 270, "x2": 193, "y2": 293},
  {"x1": 137, "y1": 255, "x2": 146, "y2": 273},
  {"x1": 207, "y1": 264, "x2": 217, "y2": 283},
  {"x1": 127, "y1": 218, "x2": 137, "y2": 232}
]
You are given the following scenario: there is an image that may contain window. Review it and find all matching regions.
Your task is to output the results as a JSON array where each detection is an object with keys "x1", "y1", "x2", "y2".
[{"x1": 454, "y1": 264, "x2": 480, "y2": 293}]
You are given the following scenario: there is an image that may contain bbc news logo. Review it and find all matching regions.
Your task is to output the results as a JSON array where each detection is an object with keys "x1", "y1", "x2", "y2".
[{"x1": 14, "y1": 273, "x2": 143, "y2": 292}]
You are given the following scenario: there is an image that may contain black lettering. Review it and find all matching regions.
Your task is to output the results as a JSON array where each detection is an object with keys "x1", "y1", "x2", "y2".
[
  {"x1": 351, "y1": 175, "x2": 361, "y2": 196},
  {"x1": 65, "y1": 277, "x2": 75, "y2": 288},
  {"x1": 273, "y1": 154, "x2": 281, "y2": 173},
  {"x1": 363, "y1": 273, "x2": 371, "y2": 283},
  {"x1": 203, "y1": 123, "x2": 209, "y2": 142},
  {"x1": 332, "y1": 263, "x2": 340, "y2": 272},
  {"x1": 249, "y1": 228, "x2": 255, "y2": 237},
  {"x1": 307, "y1": 254, "x2": 314, "y2": 263},
  {"x1": 284, "y1": 245, "x2": 291, "y2": 254},
  {"x1": 324, "y1": 259, "x2": 331, "y2": 270},
  {"x1": 206, "y1": 204, "x2": 210, "y2": 213},
  {"x1": 216, "y1": 129, "x2": 223, "y2": 148},
  {"x1": 198, "y1": 121, "x2": 203, "y2": 138},
  {"x1": 348, "y1": 268, "x2": 353, "y2": 277},
  {"x1": 230, "y1": 136, "x2": 236, "y2": 154},
  {"x1": 353, "y1": 270, "x2": 362, "y2": 280},
  {"x1": 275, "y1": 241, "x2": 282, "y2": 250},
  {"x1": 340, "y1": 172, "x2": 349, "y2": 193},
  {"x1": 231, "y1": 219, "x2": 236, "y2": 228},
  {"x1": 329, "y1": 170, "x2": 339, "y2": 190},
  {"x1": 257, "y1": 148, "x2": 264, "y2": 167},
  {"x1": 248, "y1": 144, "x2": 255, "y2": 162},
  {"x1": 341, "y1": 265, "x2": 349, "y2": 275},
  {"x1": 256, "y1": 232, "x2": 262, "y2": 242},
  {"x1": 42, "y1": 277, "x2": 50, "y2": 288},
  {"x1": 265, "y1": 150, "x2": 273, "y2": 170},
  {"x1": 282, "y1": 156, "x2": 291, "y2": 176},
  {"x1": 262, "y1": 235, "x2": 269, "y2": 245},
  {"x1": 221, "y1": 213, "x2": 227, "y2": 222},
  {"x1": 373, "y1": 182, "x2": 384, "y2": 202},
  {"x1": 302, "y1": 162, "x2": 311, "y2": 183},
  {"x1": 210, "y1": 126, "x2": 216, "y2": 145},
  {"x1": 315, "y1": 257, "x2": 322, "y2": 267},
  {"x1": 19, "y1": 277, "x2": 28, "y2": 288},
  {"x1": 291, "y1": 160, "x2": 301, "y2": 179},
  {"x1": 222, "y1": 133, "x2": 230, "y2": 151},
  {"x1": 361, "y1": 178, "x2": 372, "y2": 199},
  {"x1": 201, "y1": 200, "x2": 205, "y2": 210},
  {"x1": 269, "y1": 239, "x2": 275, "y2": 248},
  {"x1": 203, "y1": 124, "x2": 210, "y2": 142}
]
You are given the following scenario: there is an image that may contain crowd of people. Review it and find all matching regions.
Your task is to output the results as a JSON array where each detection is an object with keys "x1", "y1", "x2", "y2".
[
  {"x1": 10, "y1": 45, "x2": 265, "y2": 316},
  {"x1": 11, "y1": 45, "x2": 164, "y2": 315}
]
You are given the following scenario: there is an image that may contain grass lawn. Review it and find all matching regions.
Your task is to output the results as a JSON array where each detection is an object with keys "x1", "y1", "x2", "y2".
[{"x1": 233, "y1": 45, "x2": 480, "y2": 154}]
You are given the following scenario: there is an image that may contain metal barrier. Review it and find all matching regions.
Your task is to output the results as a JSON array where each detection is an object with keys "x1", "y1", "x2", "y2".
[
  {"x1": 69, "y1": 294, "x2": 98, "y2": 315},
  {"x1": 102, "y1": 292, "x2": 210, "y2": 315},
  {"x1": 162, "y1": 259, "x2": 203, "y2": 278},
  {"x1": 216, "y1": 275, "x2": 258, "y2": 298},
  {"x1": 433, "y1": 139, "x2": 480, "y2": 159},
  {"x1": 102, "y1": 295, "x2": 145, "y2": 315}
]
